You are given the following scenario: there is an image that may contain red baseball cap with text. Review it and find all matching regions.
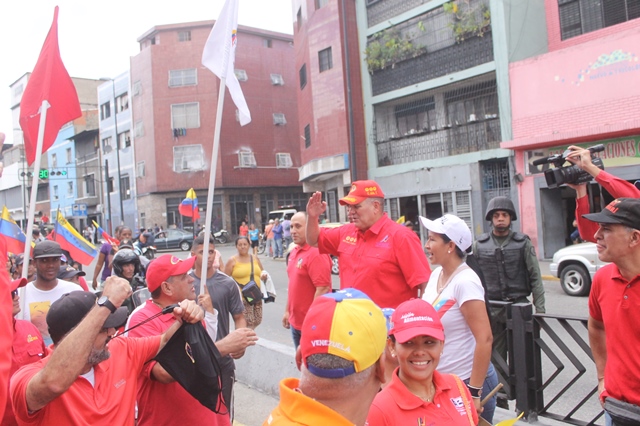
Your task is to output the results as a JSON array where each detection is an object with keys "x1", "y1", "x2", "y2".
[
  {"x1": 389, "y1": 298, "x2": 445, "y2": 343},
  {"x1": 146, "y1": 254, "x2": 196, "y2": 292},
  {"x1": 339, "y1": 180, "x2": 385, "y2": 206}
]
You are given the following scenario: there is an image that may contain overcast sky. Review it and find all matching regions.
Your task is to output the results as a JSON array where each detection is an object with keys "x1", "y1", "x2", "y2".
[{"x1": 0, "y1": 0, "x2": 294, "y2": 145}]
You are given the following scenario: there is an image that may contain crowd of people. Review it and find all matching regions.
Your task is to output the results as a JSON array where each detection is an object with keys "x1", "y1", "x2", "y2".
[{"x1": 2, "y1": 145, "x2": 640, "y2": 426}]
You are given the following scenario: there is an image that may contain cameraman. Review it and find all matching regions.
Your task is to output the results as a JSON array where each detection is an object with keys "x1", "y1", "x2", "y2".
[{"x1": 566, "y1": 145, "x2": 640, "y2": 243}]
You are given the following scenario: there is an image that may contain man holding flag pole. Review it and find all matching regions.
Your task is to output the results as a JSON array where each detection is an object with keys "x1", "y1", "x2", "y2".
[{"x1": 198, "y1": 0, "x2": 251, "y2": 295}]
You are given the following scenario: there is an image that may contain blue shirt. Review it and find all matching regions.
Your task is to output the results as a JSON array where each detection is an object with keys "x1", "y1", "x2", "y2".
[
  {"x1": 248, "y1": 229, "x2": 259, "y2": 241},
  {"x1": 272, "y1": 223, "x2": 283, "y2": 240}
]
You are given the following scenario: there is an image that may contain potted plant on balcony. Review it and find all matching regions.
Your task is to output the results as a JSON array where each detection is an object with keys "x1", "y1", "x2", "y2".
[
  {"x1": 443, "y1": 0, "x2": 491, "y2": 43},
  {"x1": 364, "y1": 26, "x2": 427, "y2": 74}
]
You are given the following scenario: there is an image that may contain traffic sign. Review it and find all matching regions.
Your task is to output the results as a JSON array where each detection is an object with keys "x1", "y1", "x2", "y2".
[{"x1": 72, "y1": 203, "x2": 88, "y2": 218}]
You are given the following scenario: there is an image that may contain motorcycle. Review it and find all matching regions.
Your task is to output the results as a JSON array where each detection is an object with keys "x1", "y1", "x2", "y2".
[
  {"x1": 213, "y1": 229, "x2": 229, "y2": 244},
  {"x1": 133, "y1": 241, "x2": 156, "y2": 260}
]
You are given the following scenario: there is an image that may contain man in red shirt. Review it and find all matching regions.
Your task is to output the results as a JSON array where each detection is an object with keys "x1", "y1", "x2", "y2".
[
  {"x1": 10, "y1": 275, "x2": 204, "y2": 425},
  {"x1": 129, "y1": 254, "x2": 258, "y2": 426},
  {"x1": 566, "y1": 145, "x2": 640, "y2": 243},
  {"x1": 3, "y1": 278, "x2": 46, "y2": 426},
  {"x1": 583, "y1": 198, "x2": 640, "y2": 422},
  {"x1": 282, "y1": 212, "x2": 331, "y2": 349},
  {"x1": 306, "y1": 180, "x2": 431, "y2": 308}
]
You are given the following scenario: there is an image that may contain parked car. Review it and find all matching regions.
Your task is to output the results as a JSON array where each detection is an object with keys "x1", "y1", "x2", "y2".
[
  {"x1": 549, "y1": 242, "x2": 609, "y2": 296},
  {"x1": 284, "y1": 222, "x2": 341, "y2": 275},
  {"x1": 154, "y1": 229, "x2": 194, "y2": 251}
]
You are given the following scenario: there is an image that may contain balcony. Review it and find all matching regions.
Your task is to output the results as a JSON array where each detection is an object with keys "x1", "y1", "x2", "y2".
[
  {"x1": 375, "y1": 117, "x2": 501, "y2": 167},
  {"x1": 371, "y1": 32, "x2": 494, "y2": 96},
  {"x1": 367, "y1": 0, "x2": 431, "y2": 27}
]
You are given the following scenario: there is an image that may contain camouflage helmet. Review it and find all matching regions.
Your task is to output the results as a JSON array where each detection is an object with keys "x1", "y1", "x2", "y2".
[{"x1": 485, "y1": 196, "x2": 517, "y2": 221}]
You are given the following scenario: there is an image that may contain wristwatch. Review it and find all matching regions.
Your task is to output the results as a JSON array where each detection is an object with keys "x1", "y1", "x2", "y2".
[{"x1": 97, "y1": 296, "x2": 117, "y2": 313}]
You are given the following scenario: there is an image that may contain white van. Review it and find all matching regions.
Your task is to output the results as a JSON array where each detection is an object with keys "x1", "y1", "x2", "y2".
[{"x1": 268, "y1": 208, "x2": 297, "y2": 222}]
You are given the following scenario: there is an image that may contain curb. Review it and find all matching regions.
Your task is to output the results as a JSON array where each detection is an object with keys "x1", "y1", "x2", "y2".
[{"x1": 542, "y1": 274, "x2": 560, "y2": 281}]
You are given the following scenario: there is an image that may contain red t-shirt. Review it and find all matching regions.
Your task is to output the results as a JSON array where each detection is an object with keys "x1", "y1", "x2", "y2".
[
  {"x1": 128, "y1": 300, "x2": 230, "y2": 426},
  {"x1": 239, "y1": 225, "x2": 249, "y2": 236},
  {"x1": 576, "y1": 170, "x2": 640, "y2": 243},
  {"x1": 318, "y1": 214, "x2": 431, "y2": 308},
  {"x1": 10, "y1": 335, "x2": 160, "y2": 425},
  {"x1": 0, "y1": 241, "x2": 12, "y2": 422},
  {"x1": 286, "y1": 244, "x2": 332, "y2": 329},
  {"x1": 3, "y1": 319, "x2": 46, "y2": 426},
  {"x1": 367, "y1": 369, "x2": 478, "y2": 426},
  {"x1": 589, "y1": 263, "x2": 640, "y2": 405}
]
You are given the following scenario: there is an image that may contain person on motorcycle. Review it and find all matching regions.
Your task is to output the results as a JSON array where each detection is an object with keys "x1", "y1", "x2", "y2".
[{"x1": 111, "y1": 248, "x2": 147, "y2": 314}]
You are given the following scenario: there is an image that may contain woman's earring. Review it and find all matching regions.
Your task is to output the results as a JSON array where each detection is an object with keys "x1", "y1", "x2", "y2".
[{"x1": 447, "y1": 250, "x2": 451, "y2": 254}]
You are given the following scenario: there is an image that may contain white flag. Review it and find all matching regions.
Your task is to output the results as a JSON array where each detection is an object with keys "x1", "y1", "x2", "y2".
[{"x1": 202, "y1": 0, "x2": 251, "y2": 126}]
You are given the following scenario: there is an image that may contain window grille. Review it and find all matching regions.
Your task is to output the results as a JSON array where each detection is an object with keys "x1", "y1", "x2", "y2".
[
  {"x1": 276, "y1": 153, "x2": 293, "y2": 168},
  {"x1": 173, "y1": 145, "x2": 205, "y2": 172},
  {"x1": 273, "y1": 113, "x2": 287, "y2": 125},
  {"x1": 270, "y1": 74, "x2": 284, "y2": 85},
  {"x1": 234, "y1": 69, "x2": 248, "y2": 81},
  {"x1": 238, "y1": 151, "x2": 257, "y2": 168}
]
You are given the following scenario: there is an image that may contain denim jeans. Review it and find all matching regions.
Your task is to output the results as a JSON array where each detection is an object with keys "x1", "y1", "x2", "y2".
[
  {"x1": 266, "y1": 238, "x2": 275, "y2": 257},
  {"x1": 464, "y1": 362, "x2": 499, "y2": 424},
  {"x1": 274, "y1": 238, "x2": 283, "y2": 257},
  {"x1": 291, "y1": 326, "x2": 302, "y2": 350}
]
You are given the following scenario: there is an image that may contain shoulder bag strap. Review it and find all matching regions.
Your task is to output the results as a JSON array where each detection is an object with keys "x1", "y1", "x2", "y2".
[
  {"x1": 453, "y1": 375, "x2": 476, "y2": 426},
  {"x1": 249, "y1": 255, "x2": 255, "y2": 280}
]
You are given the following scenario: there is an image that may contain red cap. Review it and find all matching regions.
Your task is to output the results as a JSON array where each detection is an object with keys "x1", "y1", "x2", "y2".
[
  {"x1": 389, "y1": 299, "x2": 445, "y2": 343},
  {"x1": 11, "y1": 278, "x2": 28, "y2": 292},
  {"x1": 146, "y1": 254, "x2": 196, "y2": 292},
  {"x1": 339, "y1": 180, "x2": 385, "y2": 206}
]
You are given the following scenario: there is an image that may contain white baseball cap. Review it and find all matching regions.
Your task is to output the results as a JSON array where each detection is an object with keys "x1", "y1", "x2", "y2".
[{"x1": 419, "y1": 214, "x2": 472, "y2": 251}]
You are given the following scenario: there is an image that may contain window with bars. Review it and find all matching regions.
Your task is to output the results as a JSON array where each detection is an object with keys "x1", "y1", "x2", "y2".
[
  {"x1": 304, "y1": 124, "x2": 311, "y2": 148},
  {"x1": 558, "y1": 0, "x2": 640, "y2": 40},
  {"x1": 169, "y1": 69, "x2": 197, "y2": 87},
  {"x1": 394, "y1": 97, "x2": 437, "y2": 136},
  {"x1": 173, "y1": 145, "x2": 205, "y2": 172},
  {"x1": 445, "y1": 80, "x2": 498, "y2": 126},
  {"x1": 318, "y1": 47, "x2": 333, "y2": 72},
  {"x1": 273, "y1": 113, "x2": 287, "y2": 125},
  {"x1": 276, "y1": 153, "x2": 293, "y2": 168},
  {"x1": 178, "y1": 31, "x2": 191, "y2": 42},
  {"x1": 238, "y1": 151, "x2": 257, "y2": 168},
  {"x1": 270, "y1": 74, "x2": 284, "y2": 85},
  {"x1": 234, "y1": 69, "x2": 248, "y2": 81},
  {"x1": 299, "y1": 64, "x2": 307, "y2": 89},
  {"x1": 171, "y1": 103, "x2": 200, "y2": 129}
]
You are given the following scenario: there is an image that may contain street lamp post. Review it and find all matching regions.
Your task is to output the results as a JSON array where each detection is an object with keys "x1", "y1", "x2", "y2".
[{"x1": 111, "y1": 80, "x2": 125, "y2": 226}]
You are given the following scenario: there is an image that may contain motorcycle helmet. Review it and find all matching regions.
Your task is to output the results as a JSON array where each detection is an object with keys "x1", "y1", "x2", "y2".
[
  {"x1": 485, "y1": 196, "x2": 517, "y2": 221},
  {"x1": 112, "y1": 249, "x2": 141, "y2": 278}
]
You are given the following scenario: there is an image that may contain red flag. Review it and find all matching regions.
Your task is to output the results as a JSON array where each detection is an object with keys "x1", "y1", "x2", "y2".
[{"x1": 19, "y1": 6, "x2": 81, "y2": 166}]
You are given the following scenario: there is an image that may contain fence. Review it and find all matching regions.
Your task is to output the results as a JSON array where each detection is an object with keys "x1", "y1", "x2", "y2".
[{"x1": 492, "y1": 302, "x2": 605, "y2": 425}]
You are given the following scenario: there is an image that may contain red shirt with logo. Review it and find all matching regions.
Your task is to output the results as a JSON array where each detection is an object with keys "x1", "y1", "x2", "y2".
[
  {"x1": 286, "y1": 244, "x2": 332, "y2": 330},
  {"x1": 128, "y1": 301, "x2": 230, "y2": 426},
  {"x1": 318, "y1": 214, "x2": 431, "y2": 308},
  {"x1": 367, "y1": 369, "x2": 478, "y2": 426},
  {"x1": 589, "y1": 263, "x2": 640, "y2": 405},
  {"x1": 10, "y1": 335, "x2": 160, "y2": 426},
  {"x1": 3, "y1": 319, "x2": 45, "y2": 426}
]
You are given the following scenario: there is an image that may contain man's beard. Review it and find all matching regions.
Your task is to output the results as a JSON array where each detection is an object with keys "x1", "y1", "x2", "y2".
[{"x1": 87, "y1": 348, "x2": 111, "y2": 366}]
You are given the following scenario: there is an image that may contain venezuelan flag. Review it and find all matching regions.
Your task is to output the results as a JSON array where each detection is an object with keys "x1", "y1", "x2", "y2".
[
  {"x1": 178, "y1": 188, "x2": 200, "y2": 219},
  {"x1": 53, "y1": 211, "x2": 97, "y2": 265},
  {"x1": 92, "y1": 220, "x2": 119, "y2": 247},
  {"x1": 0, "y1": 206, "x2": 27, "y2": 254}
]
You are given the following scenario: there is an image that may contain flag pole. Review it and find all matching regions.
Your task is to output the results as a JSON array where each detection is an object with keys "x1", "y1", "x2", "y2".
[
  {"x1": 21, "y1": 100, "x2": 50, "y2": 280},
  {"x1": 199, "y1": 77, "x2": 227, "y2": 294}
]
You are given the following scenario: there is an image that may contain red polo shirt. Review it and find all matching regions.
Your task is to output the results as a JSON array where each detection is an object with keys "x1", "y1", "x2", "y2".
[
  {"x1": 589, "y1": 263, "x2": 640, "y2": 405},
  {"x1": 3, "y1": 319, "x2": 45, "y2": 426},
  {"x1": 128, "y1": 300, "x2": 230, "y2": 426},
  {"x1": 10, "y1": 335, "x2": 160, "y2": 426},
  {"x1": 318, "y1": 214, "x2": 431, "y2": 308},
  {"x1": 286, "y1": 244, "x2": 332, "y2": 330},
  {"x1": 367, "y1": 369, "x2": 478, "y2": 426}
]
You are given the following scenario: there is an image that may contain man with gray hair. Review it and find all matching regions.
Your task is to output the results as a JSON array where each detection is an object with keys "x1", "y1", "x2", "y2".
[{"x1": 265, "y1": 289, "x2": 387, "y2": 425}]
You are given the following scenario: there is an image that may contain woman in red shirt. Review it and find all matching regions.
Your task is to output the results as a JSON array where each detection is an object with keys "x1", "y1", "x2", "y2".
[{"x1": 367, "y1": 299, "x2": 478, "y2": 426}]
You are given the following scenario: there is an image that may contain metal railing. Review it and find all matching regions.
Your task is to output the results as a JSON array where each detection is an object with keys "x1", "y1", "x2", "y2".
[{"x1": 491, "y1": 302, "x2": 605, "y2": 425}]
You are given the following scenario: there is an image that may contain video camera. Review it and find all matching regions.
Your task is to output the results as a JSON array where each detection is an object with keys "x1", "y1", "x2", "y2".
[{"x1": 532, "y1": 144, "x2": 605, "y2": 189}]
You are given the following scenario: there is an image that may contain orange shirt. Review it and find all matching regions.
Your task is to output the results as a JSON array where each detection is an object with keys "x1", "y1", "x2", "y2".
[
  {"x1": 264, "y1": 378, "x2": 355, "y2": 425},
  {"x1": 10, "y1": 336, "x2": 160, "y2": 426}
]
